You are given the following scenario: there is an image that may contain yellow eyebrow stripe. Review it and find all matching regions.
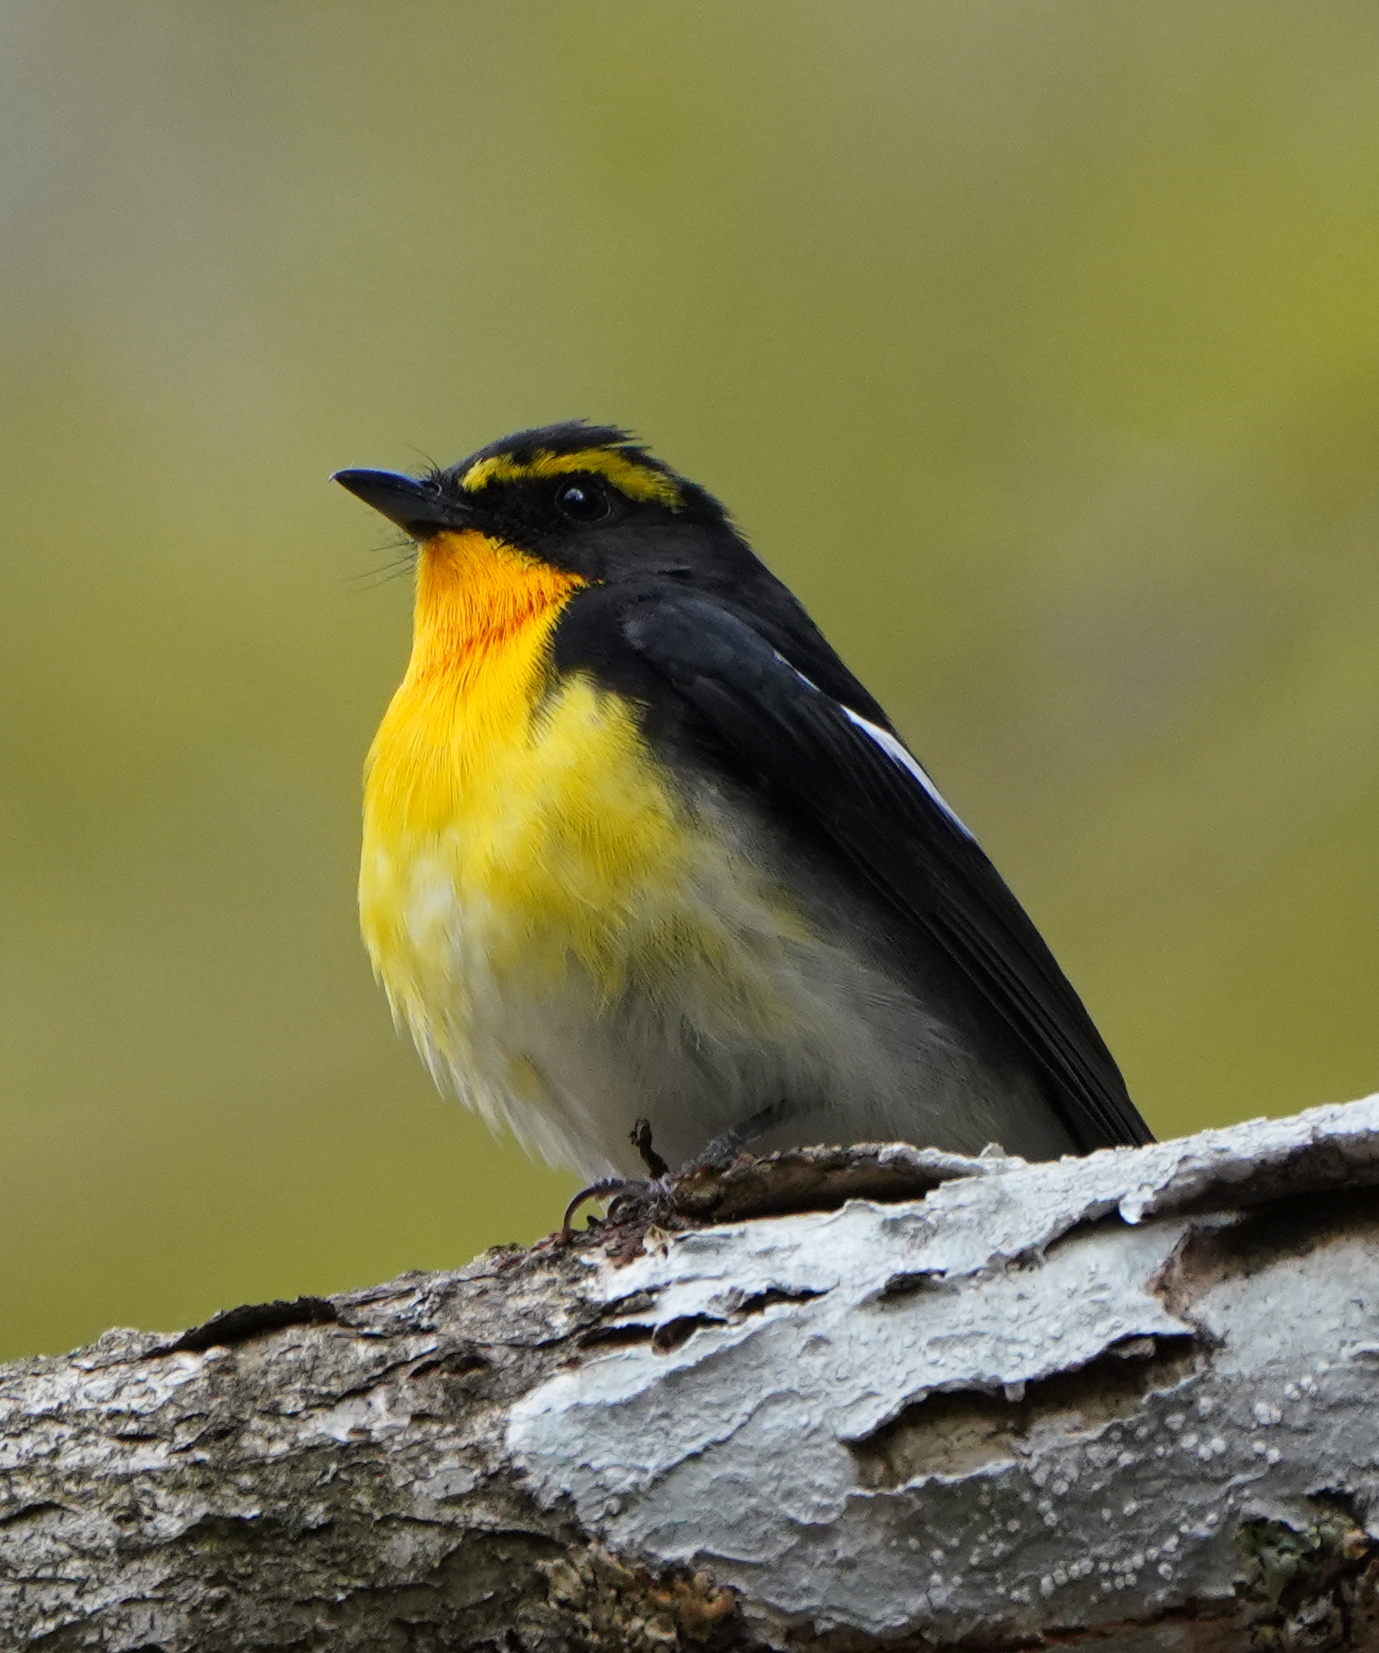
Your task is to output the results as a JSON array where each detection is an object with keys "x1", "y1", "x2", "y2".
[{"x1": 460, "y1": 446, "x2": 683, "y2": 509}]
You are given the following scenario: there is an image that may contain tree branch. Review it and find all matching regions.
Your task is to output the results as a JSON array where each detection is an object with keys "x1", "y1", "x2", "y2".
[{"x1": 4, "y1": 1098, "x2": 1379, "y2": 1649}]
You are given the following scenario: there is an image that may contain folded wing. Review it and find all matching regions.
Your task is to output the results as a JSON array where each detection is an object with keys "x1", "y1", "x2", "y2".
[{"x1": 620, "y1": 592, "x2": 1151, "y2": 1152}]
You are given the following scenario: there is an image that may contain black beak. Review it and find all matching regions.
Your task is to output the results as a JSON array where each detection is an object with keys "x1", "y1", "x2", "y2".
[{"x1": 332, "y1": 468, "x2": 471, "y2": 539}]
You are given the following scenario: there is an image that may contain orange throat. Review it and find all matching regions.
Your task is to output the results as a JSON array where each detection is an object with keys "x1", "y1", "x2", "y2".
[
  {"x1": 407, "y1": 529, "x2": 583, "y2": 692},
  {"x1": 364, "y1": 530, "x2": 586, "y2": 836}
]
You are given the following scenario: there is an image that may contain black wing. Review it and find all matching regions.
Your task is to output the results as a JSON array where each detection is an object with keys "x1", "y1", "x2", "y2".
[{"x1": 609, "y1": 590, "x2": 1150, "y2": 1151}]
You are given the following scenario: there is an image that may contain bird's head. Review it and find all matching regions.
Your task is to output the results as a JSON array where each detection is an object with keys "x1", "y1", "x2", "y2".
[{"x1": 334, "y1": 421, "x2": 747, "y2": 588}]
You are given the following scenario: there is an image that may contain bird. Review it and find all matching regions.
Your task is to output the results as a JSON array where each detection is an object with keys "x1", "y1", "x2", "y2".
[{"x1": 334, "y1": 422, "x2": 1151, "y2": 1183}]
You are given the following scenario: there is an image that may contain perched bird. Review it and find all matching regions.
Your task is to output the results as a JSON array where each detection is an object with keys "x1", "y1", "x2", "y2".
[{"x1": 335, "y1": 423, "x2": 1151, "y2": 1181}]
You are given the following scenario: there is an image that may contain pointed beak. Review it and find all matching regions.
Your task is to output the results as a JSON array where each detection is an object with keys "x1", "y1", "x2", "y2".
[{"x1": 332, "y1": 468, "x2": 472, "y2": 539}]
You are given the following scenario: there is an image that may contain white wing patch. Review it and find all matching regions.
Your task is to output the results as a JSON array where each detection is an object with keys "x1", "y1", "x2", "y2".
[
  {"x1": 841, "y1": 707, "x2": 975, "y2": 840},
  {"x1": 771, "y1": 648, "x2": 976, "y2": 840}
]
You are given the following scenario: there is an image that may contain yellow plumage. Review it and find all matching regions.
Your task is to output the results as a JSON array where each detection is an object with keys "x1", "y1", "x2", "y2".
[{"x1": 362, "y1": 528, "x2": 665, "y2": 985}]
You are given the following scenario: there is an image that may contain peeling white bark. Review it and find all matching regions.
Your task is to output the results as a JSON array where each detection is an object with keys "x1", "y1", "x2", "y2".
[{"x1": 4, "y1": 1098, "x2": 1379, "y2": 1649}]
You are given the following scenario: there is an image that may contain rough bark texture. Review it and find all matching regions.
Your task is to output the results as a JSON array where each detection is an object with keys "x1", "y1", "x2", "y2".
[{"x1": 4, "y1": 1098, "x2": 1379, "y2": 1650}]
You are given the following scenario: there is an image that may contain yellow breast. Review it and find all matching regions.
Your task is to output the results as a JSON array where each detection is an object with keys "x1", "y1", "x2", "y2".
[{"x1": 363, "y1": 531, "x2": 774, "y2": 1054}]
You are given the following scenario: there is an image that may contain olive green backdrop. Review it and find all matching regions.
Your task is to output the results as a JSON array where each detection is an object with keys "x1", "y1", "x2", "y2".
[{"x1": 3, "y1": 2, "x2": 1379, "y2": 1360}]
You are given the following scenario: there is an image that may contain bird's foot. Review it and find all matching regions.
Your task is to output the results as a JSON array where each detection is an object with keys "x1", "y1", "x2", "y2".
[
  {"x1": 559, "y1": 1119, "x2": 678, "y2": 1241},
  {"x1": 559, "y1": 1107, "x2": 794, "y2": 1243},
  {"x1": 560, "y1": 1174, "x2": 679, "y2": 1241}
]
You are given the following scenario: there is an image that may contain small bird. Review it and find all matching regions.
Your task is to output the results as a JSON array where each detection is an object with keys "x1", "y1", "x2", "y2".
[{"x1": 335, "y1": 423, "x2": 1151, "y2": 1181}]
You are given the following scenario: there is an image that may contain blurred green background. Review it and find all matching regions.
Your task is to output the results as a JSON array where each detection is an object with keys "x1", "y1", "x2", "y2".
[{"x1": 3, "y1": 1, "x2": 1379, "y2": 1361}]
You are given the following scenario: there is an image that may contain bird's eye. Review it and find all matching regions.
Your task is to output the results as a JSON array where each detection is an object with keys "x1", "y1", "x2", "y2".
[{"x1": 554, "y1": 479, "x2": 610, "y2": 522}]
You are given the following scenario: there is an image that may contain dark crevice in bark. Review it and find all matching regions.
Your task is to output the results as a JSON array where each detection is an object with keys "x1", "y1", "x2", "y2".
[
  {"x1": 847, "y1": 1333, "x2": 1201, "y2": 1486},
  {"x1": 166, "y1": 1296, "x2": 340, "y2": 1354}
]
